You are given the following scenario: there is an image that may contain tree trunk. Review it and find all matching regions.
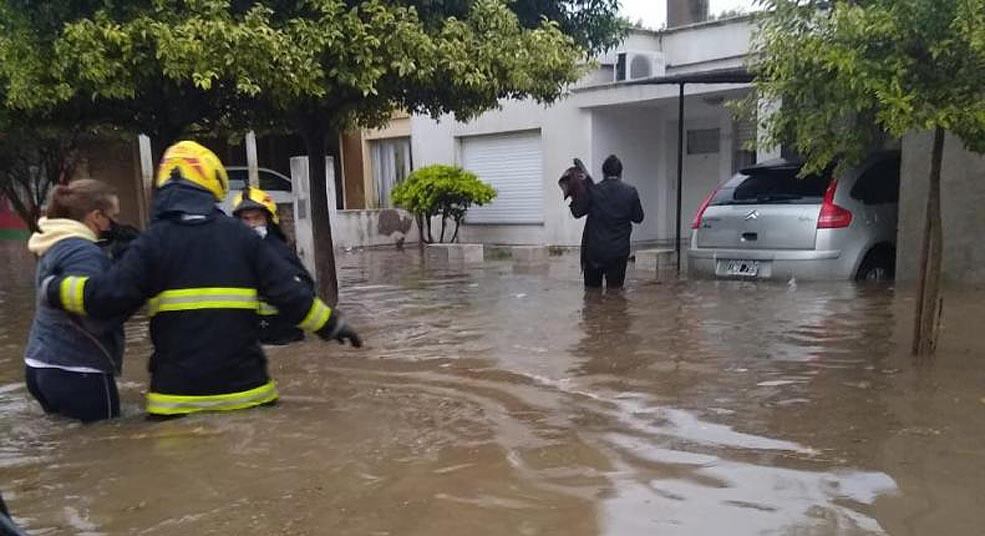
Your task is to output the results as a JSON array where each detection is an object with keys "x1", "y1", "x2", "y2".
[
  {"x1": 439, "y1": 214, "x2": 447, "y2": 243},
  {"x1": 299, "y1": 124, "x2": 340, "y2": 307},
  {"x1": 912, "y1": 126, "x2": 946, "y2": 356},
  {"x1": 451, "y1": 218, "x2": 462, "y2": 243}
]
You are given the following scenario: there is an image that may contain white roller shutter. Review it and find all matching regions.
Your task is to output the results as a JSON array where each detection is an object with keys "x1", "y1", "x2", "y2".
[{"x1": 461, "y1": 131, "x2": 543, "y2": 224}]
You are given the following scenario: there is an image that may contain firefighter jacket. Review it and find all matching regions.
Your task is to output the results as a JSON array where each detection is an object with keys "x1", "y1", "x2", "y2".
[
  {"x1": 45, "y1": 182, "x2": 340, "y2": 415},
  {"x1": 256, "y1": 229, "x2": 314, "y2": 345}
]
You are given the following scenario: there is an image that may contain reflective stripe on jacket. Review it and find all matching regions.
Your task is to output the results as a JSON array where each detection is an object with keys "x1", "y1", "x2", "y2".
[
  {"x1": 50, "y1": 183, "x2": 338, "y2": 413},
  {"x1": 256, "y1": 233, "x2": 314, "y2": 344},
  {"x1": 146, "y1": 380, "x2": 279, "y2": 415}
]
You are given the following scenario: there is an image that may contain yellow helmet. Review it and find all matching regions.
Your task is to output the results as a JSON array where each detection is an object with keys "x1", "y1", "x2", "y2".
[
  {"x1": 156, "y1": 141, "x2": 229, "y2": 201},
  {"x1": 232, "y1": 186, "x2": 279, "y2": 225}
]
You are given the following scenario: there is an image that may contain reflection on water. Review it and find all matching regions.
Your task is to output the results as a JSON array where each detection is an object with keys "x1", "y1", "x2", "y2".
[{"x1": 1, "y1": 243, "x2": 985, "y2": 535}]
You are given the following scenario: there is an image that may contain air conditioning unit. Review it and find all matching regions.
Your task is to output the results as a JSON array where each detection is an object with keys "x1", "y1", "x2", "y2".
[{"x1": 613, "y1": 51, "x2": 666, "y2": 82}]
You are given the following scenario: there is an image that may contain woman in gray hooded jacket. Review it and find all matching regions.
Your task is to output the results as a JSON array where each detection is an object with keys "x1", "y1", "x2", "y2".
[{"x1": 24, "y1": 179, "x2": 127, "y2": 422}]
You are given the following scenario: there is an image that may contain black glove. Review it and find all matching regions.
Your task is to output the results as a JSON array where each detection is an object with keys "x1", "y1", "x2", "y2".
[
  {"x1": 317, "y1": 318, "x2": 363, "y2": 348},
  {"x1": 98, "y1": 221, "x2": 141, "y2": 261}
]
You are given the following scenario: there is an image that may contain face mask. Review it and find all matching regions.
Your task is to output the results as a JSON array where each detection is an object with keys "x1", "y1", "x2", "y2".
[
  {"x1": 98, "y1": 218, "x2": 120, "y2": 241},
  {"x1": 100, "y1": 219, "x2": 140, "y2": 241},
  {"x1": 97, "y1": 219, "x2": 141, "y2": 259},
  {"x1": 253, "y1": 225, "x2": 268, "y2": 239}
]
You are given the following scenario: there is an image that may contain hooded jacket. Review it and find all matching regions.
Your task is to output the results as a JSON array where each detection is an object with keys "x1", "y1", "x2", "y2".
[
  {"x1": 24, "y1": 218, "x2": 125, "y2": 374},
  {"x1": 44, "y1": 182, "x2": 341, "y2": 415},
  {"x1": 571, "y1": 177, "x2": 645, "y2": 265}
]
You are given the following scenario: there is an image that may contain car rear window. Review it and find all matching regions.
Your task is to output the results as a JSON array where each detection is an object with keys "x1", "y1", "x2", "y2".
[
  {"x1": 228, "y1": 169, "x2": 292, "y2": 192},
  {"x1": 711, "y1": 166, "x2": 832, "y2": 206}
]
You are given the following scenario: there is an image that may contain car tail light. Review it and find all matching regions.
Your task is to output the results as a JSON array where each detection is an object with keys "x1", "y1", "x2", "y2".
[
  {"x1": 817, "y1": 178, "x2": 853, "y2": 229},
  {"x1": 691, "y1": 187, "x2": 719, "y2": 229}
]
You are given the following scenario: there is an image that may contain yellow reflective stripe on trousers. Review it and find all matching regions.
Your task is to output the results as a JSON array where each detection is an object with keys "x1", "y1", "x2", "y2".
[
  {"x1": 297, "y1": 298, "x2": 332, "y2": 332},
  {"x1": 59, "y1": 276, "x2": 89, "y2": 315},
  {"x1": 146, "y1": 287, "x2": 259, "y2": 317},
  {"x1": 257, "y1": 301, "x2": 279, "y2": 316},
  {"x1": 145, "y1": 380, "x2": 278, "y2": 415}
]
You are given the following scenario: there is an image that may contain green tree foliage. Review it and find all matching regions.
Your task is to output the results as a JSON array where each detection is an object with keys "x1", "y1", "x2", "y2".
[
  {"x1": 752, "y1": 0, "x2": 985, "y2": 175},
  {"x1": 750, "y1": 0, "x2": 985, "y2": 354},
  {"x1": 0, "y1": 0, "x2": 622, "y2": 302},
  {"x1": 0, "y1": 0, "x2": 617, "y2": 130},
  {"x1": 391, "y1": 164, "x2": 496, "y2": 243}
]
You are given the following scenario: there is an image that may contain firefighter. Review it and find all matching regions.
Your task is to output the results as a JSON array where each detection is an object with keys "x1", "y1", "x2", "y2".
[
  {"x1": 42, "y1": 141, "x2": 362, "y2": 418},
  {"x1": 232, "y1": 186, "x2": 311, "y2": 345}
]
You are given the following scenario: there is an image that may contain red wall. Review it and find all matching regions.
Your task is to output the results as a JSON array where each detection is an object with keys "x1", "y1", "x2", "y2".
[{"x1": 0, "y1": 196, "x2": 26, "y2": 229}]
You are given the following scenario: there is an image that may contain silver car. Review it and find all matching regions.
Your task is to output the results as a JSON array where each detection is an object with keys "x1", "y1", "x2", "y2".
[
  {"x1": 219, "y1": 166, "x2": 294, "y2": 215},
  {"x1": 688, "y1": 152, "x2": 900, "y2": 281}
]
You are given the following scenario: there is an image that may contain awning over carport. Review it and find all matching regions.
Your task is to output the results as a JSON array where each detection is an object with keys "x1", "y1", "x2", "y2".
[{"x1": 626, "y1": 67, "x2": 754, "y2": 273}]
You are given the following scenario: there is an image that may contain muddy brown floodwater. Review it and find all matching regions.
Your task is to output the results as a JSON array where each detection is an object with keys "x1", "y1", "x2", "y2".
[{"x1": 1, "y1": 241, "x2": 984, "y2": 535}]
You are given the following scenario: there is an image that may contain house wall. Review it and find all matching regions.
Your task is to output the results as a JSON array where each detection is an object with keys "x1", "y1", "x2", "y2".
[
  {"x1": 412, "y1": 93, "x2": 740, "y2": 248},
  {"x1": 898, "y1": 132, "x2": 985, "y2": 286},
  {"x1": 659, "y1": 18, "x2": 753, "y2": 71},
  {"x1": 409, "y1": 21, "x2": 753, "y2": 247},
  {"x1": 589, "y1": 99, "x2": 736, "y2": 246},
  {"x1": 669, "y1": 102, "x2": 737, "y2": 241},
  {"x1": 412, "y1": 99, "x2": 587, "y2": 246},
  {"x1": 329, "y1": 209, "x2": 420, "y2": 249},
  {"x1": 590, "y1": 105, "x2": 666, "y2": 242}
]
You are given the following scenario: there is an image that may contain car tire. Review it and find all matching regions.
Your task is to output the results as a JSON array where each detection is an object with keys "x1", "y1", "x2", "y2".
[{"x1": 856, "y1": 247, "x2": 896, "y2": 282}]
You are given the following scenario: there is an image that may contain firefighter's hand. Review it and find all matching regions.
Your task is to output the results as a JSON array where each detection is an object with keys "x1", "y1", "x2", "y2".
[
  {"x1": 318, "y1": 319, "x2": 363, "y2": 348},
  {"x1": 334, "y1": 323, "x2": 363, "y2": 348}
]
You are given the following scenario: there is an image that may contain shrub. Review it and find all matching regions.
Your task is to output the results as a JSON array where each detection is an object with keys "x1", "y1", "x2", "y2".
[{"x1": 391, "y1": 164, "x2": 496, "y2": 243}]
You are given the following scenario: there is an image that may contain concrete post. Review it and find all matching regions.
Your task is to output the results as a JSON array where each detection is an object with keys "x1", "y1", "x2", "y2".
[
  {"x1": 325, "y1": 156, "x2": 338, "y2": 219},
  {"x1": 137, "y1": 134, "x2": 154, "y2": 225},
  {"x1": 246, "y1": 130, "x2": 259, "y2": 187},
  {"x1": 290, "y1": 156, "x2": 316, "y2": 276}
]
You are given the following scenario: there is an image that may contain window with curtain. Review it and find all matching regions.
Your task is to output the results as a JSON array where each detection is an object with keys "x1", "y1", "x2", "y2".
[{"x1": 371, "y1": 137, "x2": 412, "y2": 208}]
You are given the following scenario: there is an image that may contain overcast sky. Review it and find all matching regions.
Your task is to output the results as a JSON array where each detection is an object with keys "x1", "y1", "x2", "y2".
[{"x1": 620, "y1": 0, "x2": 759, "y2": 29}]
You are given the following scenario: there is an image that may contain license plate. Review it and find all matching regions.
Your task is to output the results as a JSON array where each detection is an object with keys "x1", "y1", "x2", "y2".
[{"x1": 721, "y1": 259, "x2": 760, "y2": 277}]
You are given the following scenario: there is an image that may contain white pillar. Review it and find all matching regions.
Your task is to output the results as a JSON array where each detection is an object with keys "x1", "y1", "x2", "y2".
[
  {"x1": 138, "y1": 134, "x2": 154, "y2": 190},
  {"x1": 137, "y1": 134, "x2": 154, "y2": 224},
  {"x1": 325, "y1": 156, "x2": 338, "y2": 217},
  {"x1": 246, "y1": 130, "x2": 259, "y2": 187},
  {"x1": 290, "y1": 156, "x2": 316, "y2": 276}
]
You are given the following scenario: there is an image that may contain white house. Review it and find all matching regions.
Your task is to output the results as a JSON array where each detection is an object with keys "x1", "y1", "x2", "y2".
[
  {"x1": 330, "y1": 0, "x2": 985, "y2": 287},
  {"x1": 409, "y1": 16, "x2": 760, "y2": 249}
]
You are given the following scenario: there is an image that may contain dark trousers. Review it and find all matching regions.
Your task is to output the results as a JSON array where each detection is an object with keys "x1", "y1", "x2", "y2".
[
  {"x1": 584, "y1": 257, "x2": 629, "y2": 289},
  {"x1": 25, "y1": 366, "x2": 120, "y2": 423}
]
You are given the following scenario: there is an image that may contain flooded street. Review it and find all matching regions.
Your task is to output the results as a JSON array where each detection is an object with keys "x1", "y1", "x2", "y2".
[{"x1": 2, "y1": 241, "x2": 985, "y2": 535}]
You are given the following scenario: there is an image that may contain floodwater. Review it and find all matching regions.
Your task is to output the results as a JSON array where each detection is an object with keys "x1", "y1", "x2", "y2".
[{"x1": 1, "y1": 241, "x2": 984, "y2": 535}]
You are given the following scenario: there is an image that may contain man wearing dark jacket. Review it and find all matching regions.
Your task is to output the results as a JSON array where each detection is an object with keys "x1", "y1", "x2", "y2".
[
  {"x1": 571, "y1": 155, "x2": 644, "y2": 289},
  {"x1": 43, "y1": 141, "x2": 362, "y2": 417}
]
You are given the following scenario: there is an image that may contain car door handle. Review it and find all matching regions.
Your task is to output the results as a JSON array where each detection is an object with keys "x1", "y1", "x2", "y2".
[{"x1": 741, "y1": 232, "x2": 758, "y2": 242}]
